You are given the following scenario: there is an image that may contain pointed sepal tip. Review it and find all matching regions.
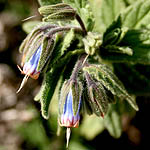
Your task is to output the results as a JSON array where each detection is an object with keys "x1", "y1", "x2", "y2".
[
  {"x1": 66, "y1": 127, "x2": 71, "y2": 148},
  {"x1": 16, "y1": 74, "x2": 29, "y2": 93}
]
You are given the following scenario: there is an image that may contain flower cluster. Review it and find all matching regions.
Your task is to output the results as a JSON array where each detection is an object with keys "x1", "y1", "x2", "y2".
[{"x1": 18, "y1": 2, "x2": 139, "y2": 148}]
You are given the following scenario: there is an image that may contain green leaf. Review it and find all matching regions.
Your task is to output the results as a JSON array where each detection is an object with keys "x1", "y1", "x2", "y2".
[
  {"x1": 103, "y1": 22, "x2": 128, "y2": 46},
  {"x1": 34, "y1": 87, "x2": 42, "y2": 101},
  {"x1": 83, "y1": 64, "x2": 139, "y2": 111},
  {"x1": 38, "y1": 0, "x2": 61, "y2": 6},
  {"x1": 40, "y1": 66, "x2": 63, "y2": 119},
  {"x1": 104, "y1": 103, "x2": 122, "y2": 138},
  {"x1": 63, "y1": 0, "x2": 76, "y2": 8},
  {"x1": 119, "y1": 0, "x2": 150, "y2": 29},
  {"x1": 121, "y1": 29, "x2": 150, "y2": 46},
  {"x1": 63, "y1": 0, "x2": 88, "y2": 9},
  {"x1": 104, "y1": 45, "x2": 133, "y2": 56},
  {"x1": 63, "y1": 0, "x2": 94, "y2": 31},
  {"x1": 60, "y1": 29, "x2": 75, "y2": 54},
  {"x1": 89, "y1": 0, "x2": 126, "y2": 32},
  {"x1": 101, "y1": 29, "x2": 150, "y2": 64},
  {"x1": 79, "y1": 5, "x2": 94, "y2": 31},
  {"x1": 101, "y1": 46, "x2": 150, "y2": 64}
]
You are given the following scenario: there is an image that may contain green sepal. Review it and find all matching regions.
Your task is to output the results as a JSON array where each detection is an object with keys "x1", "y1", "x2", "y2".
[
  {"x1": 59, "y1": 80, "x2": 71, "y2": 115},
  {"x1": 71, "y1": 80, "x2": 83, "y2": 115},
  {"x1": 36, "y1": 35, "x2": 56, "y2": 71},
  {"x1": 20, "y1": 22, "x2": 58, "y2": 54},
  {"x1": 88, "y1": 83, "x2": 108, "y2": 117},
  {"x1": 60, "y1": 28, "x2": 75, "y2": 54},
  {"x1": 19, "y1": 38, "x2": 29, "y2": 54},
  {"x1": 19, "y1": 25, "x2": 42, "y2": 54},
  {"x1": 83, "y1": 64, "x2": 139, "y2": 111},
  {"x1": 43, "y1": 9, "x2": 76, "y2": 22},
  {"x1": 24, "y1": 32, "x2": 43, "y2": 63},
  {"x1": 84, "y1": 72, "x2": 109, "y2": 117},
  {"x1": 39, "y1": 3, "x2": 73, "y2": 16},
  {"x1": 81, "y1": 89, "x2": 93, "y2": 115}
]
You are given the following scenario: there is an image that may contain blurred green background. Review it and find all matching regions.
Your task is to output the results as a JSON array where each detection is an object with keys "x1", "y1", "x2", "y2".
[{"x1": 0, "y1": 0, "x2": 150, "y2": 150}]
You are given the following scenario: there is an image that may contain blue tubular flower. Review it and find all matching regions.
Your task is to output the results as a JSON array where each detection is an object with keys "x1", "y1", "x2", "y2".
[
  {"x1": 59, "y1": 89, "x2": 81, "y2": 128},
  {"x1": 21, "y1": 45, "x2": 42, "y2": 79}
]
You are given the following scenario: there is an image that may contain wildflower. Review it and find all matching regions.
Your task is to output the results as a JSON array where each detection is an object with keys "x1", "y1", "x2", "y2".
[
  {"x1": 59, "y1": 86, "x2": 82, "y2": 148},
  {"x1": 17, "y1": 45, "x2": 42, "y2": 93},
  {"x1": 58, "y1": 58, "x2": 83, "y2": 147},
  {"x1": 59, "y1": 89, "x2": 81, "y2": 128},
  {"x1": 21, "y1": 45, "x2": 42, "y2": 79}
]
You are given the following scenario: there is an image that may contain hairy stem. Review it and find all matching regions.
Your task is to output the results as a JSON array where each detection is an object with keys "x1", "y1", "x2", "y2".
[{"x1": 70, "y1": 54, "x2": 87, "y2": 79}]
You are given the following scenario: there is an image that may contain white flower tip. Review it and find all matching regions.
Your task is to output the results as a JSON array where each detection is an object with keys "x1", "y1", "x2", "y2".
[
  {"x1": 22, "y1": 15, "x2": 37, "y2": 22},
  {"x1": 16, "y1": 74, "x2": 29, "y2": 93},
  {"x1": 66, "y1": 127, "x2": 71, "y2": 148}
]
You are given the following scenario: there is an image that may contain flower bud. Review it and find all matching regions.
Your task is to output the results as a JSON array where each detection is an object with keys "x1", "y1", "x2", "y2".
[
  {"x1": 17, "y1": 28, "x2": 57, "y2": 92},
  {"x1": 39, "y1": 3, "x2": 75, "y2": 22},
  {"x1": 17, "y1": 45, "x2": 42, "y2": 93},
  {"x1": 83, "y1": 32, "x2": 102, "y2": 55},
  {"x1": 59, "y1": 89, "x2": 80, "y2": 128},
  {"x1": 43, "y1": 10, "x2": 76, "y2": 22},
  {"x1": 21, "y1": 45, "x2": 42, "y2": 79},
  {"x1": 84, "y1": 72, "x2": 109, "y2": 117},
  {"x1": 59, "y1": 79, "x2": 83, "y2": 128},
  {"x1": 38, "y1": 3, "x2": 73, "y2": 16}
]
